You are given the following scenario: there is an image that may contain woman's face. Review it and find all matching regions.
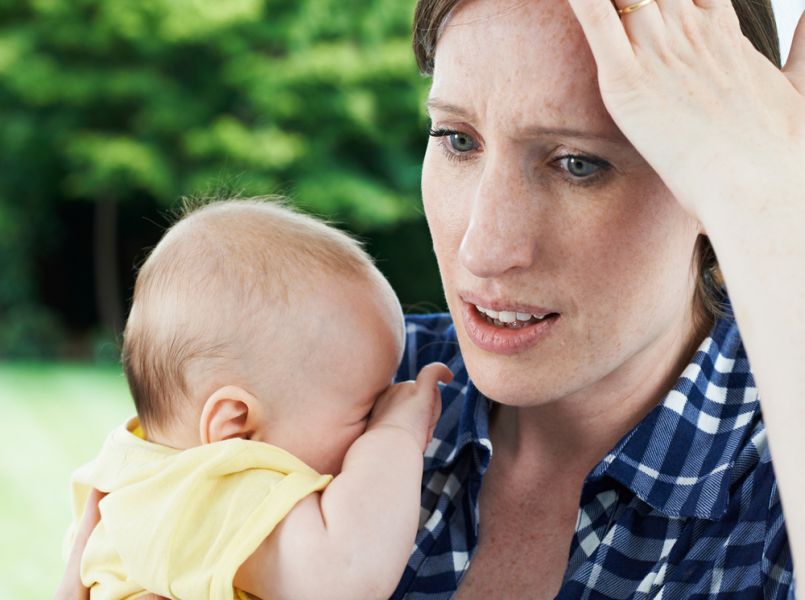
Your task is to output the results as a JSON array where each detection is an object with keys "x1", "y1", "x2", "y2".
[{"x1": 422, "y1": 0, "x2": 704, "y2": 407}]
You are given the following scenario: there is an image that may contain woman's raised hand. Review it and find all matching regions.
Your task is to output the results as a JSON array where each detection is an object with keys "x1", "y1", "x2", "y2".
[
  {"x1": 565, "y1": 0, "x2": 805, "y2": 220},
  {"x1": 567, "y1": 1, "x2": 805, "y2": 587}
]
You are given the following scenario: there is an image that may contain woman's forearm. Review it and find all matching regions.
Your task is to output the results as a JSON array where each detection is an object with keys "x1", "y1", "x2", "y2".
[{"x1": 701, "y1": 184, "x2": 805, "y2": 583}]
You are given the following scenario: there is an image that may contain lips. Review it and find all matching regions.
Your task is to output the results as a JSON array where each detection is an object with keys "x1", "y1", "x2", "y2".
[{"x1": 460, "y1": 294, "x2": 560, "y2": 355}]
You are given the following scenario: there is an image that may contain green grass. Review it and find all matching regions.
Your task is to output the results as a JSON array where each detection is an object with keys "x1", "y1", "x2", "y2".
[{"x1": 0, "y1": 362, "x2": 133, "y2": 598}]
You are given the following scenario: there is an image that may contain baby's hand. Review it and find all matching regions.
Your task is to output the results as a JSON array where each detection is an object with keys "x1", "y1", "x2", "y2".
[{"x1": 367, "y1": 362, "x2": 453, "y2": 451}]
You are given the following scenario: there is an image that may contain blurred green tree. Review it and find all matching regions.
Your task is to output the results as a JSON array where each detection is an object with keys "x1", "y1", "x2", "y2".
[{"x1": 0, "y1": 0, "x2": 437, "y2": 357}]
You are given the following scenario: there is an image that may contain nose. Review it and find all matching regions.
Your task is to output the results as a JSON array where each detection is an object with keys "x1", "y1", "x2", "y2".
[{"x1": 459, "y1": 151, "x2": 538, "y2": 278}]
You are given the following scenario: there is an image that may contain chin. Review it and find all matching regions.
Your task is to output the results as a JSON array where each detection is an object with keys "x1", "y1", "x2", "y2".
[
  {"x1": 461, "y1": 350, "x2": 558, "y2": 406},
  {"x1": 457, "y1": 326, "x2": 618, "y2": 408}
]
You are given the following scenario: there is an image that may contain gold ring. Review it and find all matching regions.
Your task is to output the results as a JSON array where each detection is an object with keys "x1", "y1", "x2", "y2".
[{"x1": 617, "y1": 0, "x2": 656, "y2": 15}]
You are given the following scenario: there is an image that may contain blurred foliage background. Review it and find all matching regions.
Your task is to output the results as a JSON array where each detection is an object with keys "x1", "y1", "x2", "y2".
[
  {"x1": 0, "y1": 0, "x2": 443, "y2": 363},
  {"x1": 0, "y1": 0, "x2": 442, "y2": 594}
]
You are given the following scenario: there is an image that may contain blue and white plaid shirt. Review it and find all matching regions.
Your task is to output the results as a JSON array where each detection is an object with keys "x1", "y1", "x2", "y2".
[{"x1": 392, "y1": 313, "x2": 796, "y2": 599}]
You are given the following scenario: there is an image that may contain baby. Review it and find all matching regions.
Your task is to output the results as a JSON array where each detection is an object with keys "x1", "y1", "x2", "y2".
[{"x1": 69, "y1": 198, "x2": 451, "y2": 599}]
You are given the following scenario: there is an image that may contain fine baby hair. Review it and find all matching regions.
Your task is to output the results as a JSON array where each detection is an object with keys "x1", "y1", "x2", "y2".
[{"x1": 122, "y1": 197, "x2": 378, "y2": 433}]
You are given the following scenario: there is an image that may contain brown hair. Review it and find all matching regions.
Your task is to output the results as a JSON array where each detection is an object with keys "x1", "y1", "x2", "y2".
[
  {"x1": 122, "y1": 197, "x2": 376, "y2": 430},
  {"x1": 412, "y1": 0, "x2": 781, "y2": 328}
]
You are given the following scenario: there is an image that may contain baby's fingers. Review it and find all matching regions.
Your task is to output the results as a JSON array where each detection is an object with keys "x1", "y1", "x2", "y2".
[
  {"x1": 416, "y1": 363, "x2": 450, "y2": 445},
  {"x1": 427, "y1": 389, "x2": 443, "y2": 444},
  {"x1": 415, "y1": 362, "x2": 453, "y2": 391}
]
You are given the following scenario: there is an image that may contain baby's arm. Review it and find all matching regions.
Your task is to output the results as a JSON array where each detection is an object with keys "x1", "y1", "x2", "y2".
[{"x1": 234, "y1": 362, "x2": 452, "y2": 600}]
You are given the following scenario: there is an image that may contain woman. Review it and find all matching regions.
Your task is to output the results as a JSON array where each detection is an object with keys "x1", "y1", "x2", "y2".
[
  {"x1": 390, "y1": 0, "x2": 803, "y2": 596},
  {"x1": 58, "y1": 0, "x2": 805, "y2": 597}
]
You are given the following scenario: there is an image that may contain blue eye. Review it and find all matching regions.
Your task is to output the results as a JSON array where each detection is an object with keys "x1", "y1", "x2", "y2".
[
  {"x1": 560, "y1": 156, "x2": 600, "y2": 178},
  {"x1": 428, "y1": 127, "x2": 479, "y2": 159},
  {"x1": 447, "y1": 132, "x2": 477, "y2": 153}
]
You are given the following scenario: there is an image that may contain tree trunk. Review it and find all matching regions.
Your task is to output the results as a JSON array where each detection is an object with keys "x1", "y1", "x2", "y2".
[{"x1": 94, "y1": 197, "x2": 122, "y2": 335}]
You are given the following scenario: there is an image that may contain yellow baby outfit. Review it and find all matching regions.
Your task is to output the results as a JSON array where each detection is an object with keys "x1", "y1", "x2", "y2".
[{"x1": 69, "y1": 418, "x2": 332, "y2": 600}]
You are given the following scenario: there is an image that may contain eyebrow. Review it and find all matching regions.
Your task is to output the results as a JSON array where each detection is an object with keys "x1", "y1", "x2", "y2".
[
  {"x1": 426, "y1": 98, "x2": 473, "y2": 119},
  {"x1": 426, "y1": 97, "x2": 628, "y2": 145}
]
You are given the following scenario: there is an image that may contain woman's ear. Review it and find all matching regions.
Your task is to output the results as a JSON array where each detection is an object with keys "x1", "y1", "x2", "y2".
[{"x1": 198, "y1": 385, "x2": 263, "y2": 445}]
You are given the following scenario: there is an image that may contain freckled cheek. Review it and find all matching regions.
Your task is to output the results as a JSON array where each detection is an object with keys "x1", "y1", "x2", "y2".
[
  {"x1": 422, "y1": 150, "x2": 472, "y2": 272},
  {"x1": 573, "y1": 196, "x2": 694, "y2": 321}
]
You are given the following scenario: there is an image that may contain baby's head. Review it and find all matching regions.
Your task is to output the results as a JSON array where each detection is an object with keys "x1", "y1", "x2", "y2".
[{"x1": 122, "y1": 198, "x2": 405, "y2": 474}]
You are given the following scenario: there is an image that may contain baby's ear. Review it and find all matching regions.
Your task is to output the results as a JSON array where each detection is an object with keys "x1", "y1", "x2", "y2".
[{"x1": 199, "y1": 386, "x2": 262, "y2": 444}]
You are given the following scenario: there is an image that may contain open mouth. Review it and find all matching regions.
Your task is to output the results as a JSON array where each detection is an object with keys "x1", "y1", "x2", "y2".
[
  {"x1": 474, "y1": 305, "x2": 559, "y2": 329},
  {"x1": 462, "y1": 300, "x2": 561, "y2": 355}
]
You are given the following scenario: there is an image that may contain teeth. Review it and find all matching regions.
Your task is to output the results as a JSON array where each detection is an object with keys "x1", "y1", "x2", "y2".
[
  {"x1": 498, "y1": 311, "x2": 516, "y2": 323},
  {"x1": 476, "y1": 306, "x2": 498, "y2": 319},
  {"x1": 476, "y1": 304, "x2": 553, "y2": 325}
]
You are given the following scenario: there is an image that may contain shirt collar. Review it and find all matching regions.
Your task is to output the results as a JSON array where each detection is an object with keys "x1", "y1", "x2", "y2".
[
  {"x1": 587, "y1": 314, "x2": 760, "y2": 520},
  {"x1": 423, "y1": 311, "x2": 759, "y2": 521},
  {"x1": 423, "y1": 353, "x2": 493, "y2": 475}
]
